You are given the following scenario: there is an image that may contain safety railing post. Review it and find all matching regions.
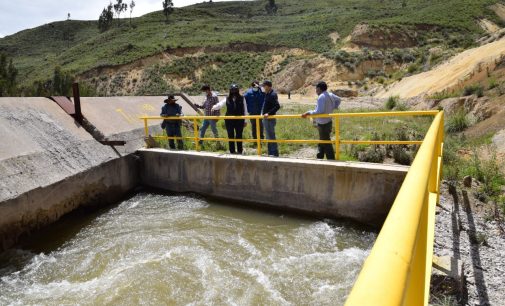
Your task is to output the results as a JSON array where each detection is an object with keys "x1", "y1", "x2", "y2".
[
  {"x1": 256, "y1": 117, "x2": 261, "y2": 156},
  {"x1": 193, "y1": 119, "x2": 200, "y2": 151},
  {"x1": 335, "y1": 116, "x2": 340, "y2": 160},
  {"x1": 143, "y1": 118, "x2": 149, "y2": 138}
]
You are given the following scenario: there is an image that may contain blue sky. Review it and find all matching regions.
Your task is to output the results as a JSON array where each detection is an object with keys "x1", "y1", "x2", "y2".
[{"x1": 0, "y1": 0, "x2": 249, "y2": 38}]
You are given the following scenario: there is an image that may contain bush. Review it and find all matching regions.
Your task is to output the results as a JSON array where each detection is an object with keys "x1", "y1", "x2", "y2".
[
  {"x1": 393, "y1": 147, "x2": 412, "y2": 165},
  {"x1": 385, "y1": 96, "x2": 399, "y2": 110},
  {"x1": 358, "y1": 146, "x2": 386, "y2": 163},
  {"x1": 429, "y1": 90, "x2": 460, "y2": 100},
  {"x1": 488, "y1": 78, "x2": 498, "y2": 90},
  {"x1": 445, "y1": 110, "x2": 469, "y2": 133},
  {"x1": 395, "y1": 102, "x2": 408, "y2": 111},
  {"x1": 463, "y1": 84, "x2": 484, "y2": 97}
]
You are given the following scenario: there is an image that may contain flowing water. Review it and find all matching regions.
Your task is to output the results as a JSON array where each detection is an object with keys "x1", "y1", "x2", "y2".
[{"x1": 0, "y1": 193, "x2": 376, "y2": 305}]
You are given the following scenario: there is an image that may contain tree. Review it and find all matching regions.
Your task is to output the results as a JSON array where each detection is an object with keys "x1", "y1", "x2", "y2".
[
  {"x1": 0, "y1": 53, "x2": 18, "y2": 96},
  {"x1": 52, "y1": 66, "x2": 74, "y2": 96},
  {"x1": 162, "y1": 0, "x2": 174, "y2": 23},
  {"x1": 129, "y1": 0, "x2": 136, "y2": 27},
  {"x1": 265, "y1": 0, "x2": 278, "y2": 15},
  {"x1": 113, "y1": 0, "x2": 128, "y2": 26},
  {"x1": 98, "y1": 3, "x2": 114, "y2": 32}
]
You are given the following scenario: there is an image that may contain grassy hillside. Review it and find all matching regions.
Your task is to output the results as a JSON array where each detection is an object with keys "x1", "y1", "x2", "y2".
[{"x1": 0, "y1": 0, "x2": 501, "y2": 88}]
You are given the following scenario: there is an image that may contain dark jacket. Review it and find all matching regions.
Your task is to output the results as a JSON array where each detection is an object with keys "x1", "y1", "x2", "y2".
[
  {"x1": 244, "y1": 88, "x2": 265, "y2": 115},
  {"x1": 226, "y1": 96, "x2": 246, "y2": 116},
  {"x1": 262, "y1": 90, "x2": 280, "y2": 116},
  {"x1": 161, "y1": 103, "x2": 183, "y2": 125}
]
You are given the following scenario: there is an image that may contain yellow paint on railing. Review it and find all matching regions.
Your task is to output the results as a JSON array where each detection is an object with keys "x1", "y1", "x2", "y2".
[
  {"x1": 345, "y1": 112, "x2": 444, "y2": 306},
  {"x1": 145, "y1": 111, "x2": 438, "y2": 157}
]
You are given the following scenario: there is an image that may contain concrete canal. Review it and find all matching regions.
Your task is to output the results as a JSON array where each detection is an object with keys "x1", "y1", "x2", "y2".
[{"x1": 0, "y1": 193, "x2": 375, "y2": 305}]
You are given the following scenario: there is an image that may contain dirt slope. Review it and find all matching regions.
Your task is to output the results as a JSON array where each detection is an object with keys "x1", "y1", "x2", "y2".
[{"x1": 375, "y1": 38, "x2": 505, "y2": 98}]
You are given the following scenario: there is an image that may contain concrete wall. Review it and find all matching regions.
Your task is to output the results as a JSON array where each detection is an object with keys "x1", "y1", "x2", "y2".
[
  {"x1": 138, "y1": 149, "x2": 409, "y2": 227},
  {"x1": 0, "y1": 97, "x2": 144, "y2": 251},
  {"x1": 0, "y1": 97, "x2": 120, "y2": 202},
  {"x1": 0, "y1": 155, "x2": 139, "y2": 251},
  {"x1": 77, "y1": 96, "x2": 198, "y2": 154}
]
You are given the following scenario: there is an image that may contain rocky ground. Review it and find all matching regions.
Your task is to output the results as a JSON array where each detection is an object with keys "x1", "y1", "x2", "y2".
[{"x1": 433, "y1": 180, "x2": 505, "y2": 306}]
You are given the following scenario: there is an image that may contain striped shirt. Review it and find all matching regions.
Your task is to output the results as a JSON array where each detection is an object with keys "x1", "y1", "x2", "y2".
[{"x1": 198, "y1": 93, "x2": 221, "y2": 116}]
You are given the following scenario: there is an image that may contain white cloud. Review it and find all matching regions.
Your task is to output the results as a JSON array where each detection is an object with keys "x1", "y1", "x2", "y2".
[{"x1": 0, "y1": 0, "x2": 247, "y2": 37}]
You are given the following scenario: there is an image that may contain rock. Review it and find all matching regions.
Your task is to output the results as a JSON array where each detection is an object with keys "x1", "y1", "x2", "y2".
[
  {"x1": 350, "y1": 24, "x2": 418, "y2": 49},
  {"x1": 439, "y1": 97, "x2": 465, "y2": 115},
  {"x1": 332, "y1": 88, "x2": 358, "y2": 98},
  {"x1": 492, "y1": 129, "x2": 505, "y2": 154},
  {"x1": 463, "y1": 176, "x2": 473, "y2": 188}
]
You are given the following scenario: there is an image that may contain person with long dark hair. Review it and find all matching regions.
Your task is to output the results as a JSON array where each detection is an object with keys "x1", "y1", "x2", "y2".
[{"x1": 212, "y1": 84, "x2": 248, "y2": 154}]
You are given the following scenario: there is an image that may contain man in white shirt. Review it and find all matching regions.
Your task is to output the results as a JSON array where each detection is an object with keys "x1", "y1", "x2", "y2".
[{"x1": 302, "y1": 81, "x2": 341, "y2": 160}]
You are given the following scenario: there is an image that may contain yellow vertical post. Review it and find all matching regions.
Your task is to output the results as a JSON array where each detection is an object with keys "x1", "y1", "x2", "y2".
[
  {"x1": 143, "y1": 118, "x2": 149, "y2": 137},
  {"x1": 193, "y1": 119, "x2": 200, "y2": 152},
  {"x1": 335, "y1": 116, "x2": 340, "y2": 160},
  {"x1": 256, "y1": 117, "x2": 262, "y2": 156}
]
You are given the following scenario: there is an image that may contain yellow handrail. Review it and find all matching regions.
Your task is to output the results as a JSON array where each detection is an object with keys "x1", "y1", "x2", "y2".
[
  {"x1": 345, "y1": 111, "x2": 444, "y2": 306},
  {"x1": 141, "y1": 110, "x2": 439, "y2": 156}
]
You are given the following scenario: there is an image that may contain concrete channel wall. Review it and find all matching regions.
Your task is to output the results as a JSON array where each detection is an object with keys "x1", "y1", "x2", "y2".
[
  {"x1": 0, "y1": 155, "x2": 139, "y2": 250},
  {"x1": 138, "y1": 149, "x2": 409, "y2": 227}
]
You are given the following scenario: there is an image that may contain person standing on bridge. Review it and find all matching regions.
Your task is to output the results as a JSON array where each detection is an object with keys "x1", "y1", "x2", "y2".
[
  {"x1": 261, "y1": 80, "x2": 281, "y2": 157},
  {"x1": 302, "y1": 81, "x2": 341, "y2": 160},
  {"x1": 161, "y1": 95, "x2": 184, "y2": 150},
  {"x1": 196, "y1": 84, "x2": 220, "y2": 146},
  {"x1": 244, "y1": 80, "x2": 265, "y2": 142},
  {"x1": 212, "y1": 84, "x2": 247, "y2": 154}
]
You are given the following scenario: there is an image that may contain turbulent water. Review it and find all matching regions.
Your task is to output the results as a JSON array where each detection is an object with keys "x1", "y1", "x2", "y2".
[{"x1": 0, "y1": 193, "x2": 376, "y2": 305}]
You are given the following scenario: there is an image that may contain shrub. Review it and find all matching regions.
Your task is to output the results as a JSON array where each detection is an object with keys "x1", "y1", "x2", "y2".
[
  {"x1": 358, "y1": 147, "x2": 386, "y2": 163},
  {"x1": 385, "y1": 96, "x2": 399, "y2": 110},
  {"x1": 429, "y1": 90, "x2": 460, "y2": 100},
  {"x1": 445, "y1": 110, "x2": 469, "y2": 133},
  {"x1": 393, "y1": 147, "x2": 412, "y2": 165},
  {"x1": 463, "y1": 84, "x2": 484, "y2": 97},
  {"x1": 395, "y1": 102, "x2": 408, "y2": 111},
  {"x1": 488, "y1": 78, "x2": 498, "y2": 90}
]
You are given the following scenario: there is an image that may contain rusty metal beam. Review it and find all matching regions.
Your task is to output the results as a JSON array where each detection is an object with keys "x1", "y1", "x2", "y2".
[{"x1": 49, "y1": 96, "x2": 75, "y2": 115}]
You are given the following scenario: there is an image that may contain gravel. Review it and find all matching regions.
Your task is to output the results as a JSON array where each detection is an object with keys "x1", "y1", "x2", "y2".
[{"x1": 434, "y1": 181, "x2": 505, "y2": 305}]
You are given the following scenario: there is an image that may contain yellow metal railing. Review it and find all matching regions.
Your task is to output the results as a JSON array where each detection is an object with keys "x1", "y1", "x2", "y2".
[
  {"x1": 345, "y1": 111, "x2": 444, "y2": 306},
  {"x1": 141, "y1": 110, "x2": 444, "y2": 305},
  {"x1": 140, "y1": 110, "x2": 439, "y2": 159}
]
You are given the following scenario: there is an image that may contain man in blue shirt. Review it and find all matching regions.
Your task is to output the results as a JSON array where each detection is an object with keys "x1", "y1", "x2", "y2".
[
  {"x1": 244, "y1": 80, "x2": 265, "y2": 141},
  {"x1": 302, "y1": 81, "x2": 341, "y2": 160},
  {"x1": 261, "y1": 80, "x2": 281, "y2": 157}
]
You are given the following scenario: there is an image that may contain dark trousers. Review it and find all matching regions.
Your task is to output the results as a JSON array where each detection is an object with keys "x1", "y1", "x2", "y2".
[
  {"x1": 317, "y1": 122, "x2": 335, "y2": 160},
  {"x1": 166, "y1": 123, "x2": 183, "y2": 150},
  {"x1": 225, "y1": 119, "x2": 245, "y2": 154},
  {"x1": 249, "y1": 118, "x2": 264, "y2": 140}
]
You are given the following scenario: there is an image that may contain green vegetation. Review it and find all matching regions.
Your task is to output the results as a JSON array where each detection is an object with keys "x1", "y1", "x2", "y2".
[
  {"x1": 463, "y1": 84, "x2": 484, "y2": 97},
  {"x1": 0, "y1": 53, "x2": 18, "y2": 96},
  {"x1": 385, "y1": 96, "x2": 399, "y2": 110},
  {"x1": 429, "y1": 90, "x2": 461, "y2": 100},
  {"x1": 445, "y1": 110, "x2": 469, "y2": 133},
  {"x1": 0, "y1": 0, "x2": 499, "y2": 89}
]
